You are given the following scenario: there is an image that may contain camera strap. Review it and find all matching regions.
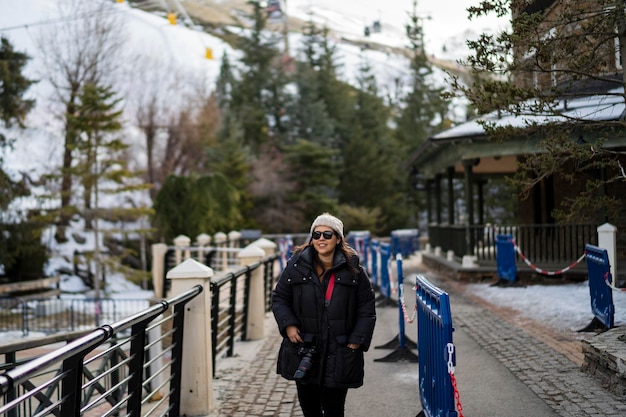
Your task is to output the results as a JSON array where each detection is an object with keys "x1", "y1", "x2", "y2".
[{"x1": 325, "y1": 273, "x2": 336, "y2": 307}]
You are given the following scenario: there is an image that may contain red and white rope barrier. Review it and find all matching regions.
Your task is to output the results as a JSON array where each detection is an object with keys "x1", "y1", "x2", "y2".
[
  {"x1": 447, "y1": 343, "x2": 465, "y2": 417},
  {"x1": 603, "y1": 271, "x2": 626, "y2": 292},
  {"x1": 510, "y1": 239, "x2": 586, "y2": 276}
]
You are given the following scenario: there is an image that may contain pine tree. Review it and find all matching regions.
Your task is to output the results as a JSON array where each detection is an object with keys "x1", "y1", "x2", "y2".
[
  {"x1": 304, "y1": 23, "x2": 355, "y2": 150},
  {"x1": 338, "y1": 59, "x2": 408, "y2": 233},
  {"x1": 0, "y1": 36, "x2": 34, "y2": 213},
  {"x1": 228, "y1": 1, "x2": 286, "y2": 151},
  {"x1": 395, "y1": 1, "x2": 449, "y2": 153},
  {"x1": 0, "y1": 36, "x2": 35, "y2": 154},
  {"x1": 152, "y1": 173, "x2": 241, "y2": 241},
  {"x1": 0, "y1": 36, "x2": 44, "y2": 281},
  {"x1": 36, "y1": 0, "x2": 125, "y2": 232},
  {"x1": 70, "y1": 82, "x2": 150, "y2": 297},
  {"x1": 282, "y1": 139, "x2": 340, "y2": 229},
  {"x1": 286, "y1": 20, "x2": 336, "y2": 146}
]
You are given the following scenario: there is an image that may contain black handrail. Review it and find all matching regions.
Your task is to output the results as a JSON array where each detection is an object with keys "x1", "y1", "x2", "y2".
[
  {"x1": 0, "y1": 285, "x2": 202, "y2": 417},
  {"x1": 0, "y1": 252, "x2": 282, "y2": 416}
]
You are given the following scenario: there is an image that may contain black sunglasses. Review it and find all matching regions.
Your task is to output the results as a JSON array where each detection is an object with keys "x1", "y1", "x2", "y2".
[{"x1": 312, "y1": 230, "x2": 335, "y2": 240}]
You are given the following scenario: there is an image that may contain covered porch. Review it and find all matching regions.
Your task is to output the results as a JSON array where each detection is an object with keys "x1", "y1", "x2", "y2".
[{"x1": 407, "y1": 91, "x2": 626, "y2": 280}]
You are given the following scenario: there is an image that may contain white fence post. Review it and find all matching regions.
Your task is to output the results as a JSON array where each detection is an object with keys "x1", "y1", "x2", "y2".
[
  {"x1": 597, "y1": 223, "x2": 617, "y2": 284},
  {"x1": 173, "y1": 235, "x2": 191, "y2": 265},
  {"x1": 196, "y1": 233, "x2": 211, "y2": 263},
  {"x1": 151, "y1": 243, "x2": 168, "y2": 299},
  {"x1": 251, "y1": 237, "x2": 277, "y2": 256},
  {"x1": 167, "y1": 259, "x2": 215, "y2": 415},
  {"x1": 238, "y1": 245, "x2": 266, "y2": 339},
  {"x1": 213, "y1": 232, "x2": 227, "y2": 270}
]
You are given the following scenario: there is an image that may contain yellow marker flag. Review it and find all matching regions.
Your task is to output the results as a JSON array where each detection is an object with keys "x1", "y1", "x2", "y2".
[
  {"x1": 167, "y1": 13, "x2": 177, "y2": 25},
  {"x1": 205, "y1": 47, "x2": 213, "y2": 60}
]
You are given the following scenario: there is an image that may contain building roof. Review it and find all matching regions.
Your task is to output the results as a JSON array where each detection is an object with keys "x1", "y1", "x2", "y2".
[{"x1": 407, "y1": 88, "x2": 626, "y2": 178}]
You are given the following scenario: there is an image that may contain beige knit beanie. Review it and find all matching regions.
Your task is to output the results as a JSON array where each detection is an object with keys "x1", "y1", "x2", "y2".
[{"x1": 310, "y1": 212, "x2": 344, "y2": 239}]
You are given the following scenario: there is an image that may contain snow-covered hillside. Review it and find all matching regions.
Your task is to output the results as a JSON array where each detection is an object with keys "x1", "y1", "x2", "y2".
[{"x1": 1, "y1": 0, "x2": 478, "y2": 188}]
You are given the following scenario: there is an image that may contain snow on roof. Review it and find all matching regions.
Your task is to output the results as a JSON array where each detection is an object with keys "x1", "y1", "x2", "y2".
[{"x1": 432, "y1": 88, "x2": 626, "y2": 141}]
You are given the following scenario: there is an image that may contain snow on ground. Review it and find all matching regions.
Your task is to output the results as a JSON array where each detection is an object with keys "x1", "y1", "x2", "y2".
[{"x1": 466, "y1": 281, "x2": 626, "y2": 332}]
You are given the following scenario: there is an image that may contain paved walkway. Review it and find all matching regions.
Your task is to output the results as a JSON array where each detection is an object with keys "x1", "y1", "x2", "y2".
[{"x1": 208, "y1": 256, "x2": 626, "y2": 417}]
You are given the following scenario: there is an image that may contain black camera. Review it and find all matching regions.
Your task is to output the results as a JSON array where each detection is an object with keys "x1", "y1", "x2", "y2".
[{"x1": 293, "y1": 346, "x2": 316, "y2": 379}]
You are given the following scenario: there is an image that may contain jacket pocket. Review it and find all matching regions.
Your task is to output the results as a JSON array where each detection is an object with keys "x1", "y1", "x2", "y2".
[
  {"x1": 333, "y1": 342, "x2": 364, "y2": 387},
  {"x1": 277, "y1": 338, "x2": 301, "y2": 380}
]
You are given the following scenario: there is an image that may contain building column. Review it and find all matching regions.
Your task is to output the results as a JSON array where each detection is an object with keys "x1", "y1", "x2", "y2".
[
  {"x1": 426, "y1": 179, "x2": 433, "y2": 224},
  {"x1": 463, "y1": 160, "x2": 476, "y2": 255},
  {"x1": 435, "y1": 174, "x2": 442, "y2": 224},
  {"x1": 477, "y1": 178, "x2": 486, "y2": 225},
  {"x1": 447, "y1": 167, "x2": 455, "y2": 224}
]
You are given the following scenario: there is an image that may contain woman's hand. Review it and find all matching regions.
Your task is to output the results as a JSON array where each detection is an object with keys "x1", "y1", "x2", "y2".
[
  {"x1": 286, "y1": 325, "x2": 303, "y2": 344},
  {"x1": 347, "y1": 343, "x2": 360, "y2": 350}
]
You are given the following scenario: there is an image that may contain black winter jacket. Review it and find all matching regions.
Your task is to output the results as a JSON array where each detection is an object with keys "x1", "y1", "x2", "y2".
[{"x1": 272, "y1": 245, "x2": 376, "y2": 388}]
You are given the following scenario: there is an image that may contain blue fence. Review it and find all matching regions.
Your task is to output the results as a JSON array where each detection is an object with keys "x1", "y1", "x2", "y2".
[
  {"x1": 369, "y1": 240, "x2": 380, "y2": 289},
  {"x1": 373, "y1": 254, "x2": 418, "y2": 362},
  {"x1": 390, "y1": 228, "x2": 420, "y2": 257},
  {"x1": 415, "y1": 274, "x2": 457, "y2": 417},
  {"x1": 378, "y1": 242, "x2": 392, "y2": 300},
  {"x1": 584, "y1": 244, "x2": 615, "y2": 329},
  {"x1": 496, "y1": 234, "x2": 517, "y2": 282}
]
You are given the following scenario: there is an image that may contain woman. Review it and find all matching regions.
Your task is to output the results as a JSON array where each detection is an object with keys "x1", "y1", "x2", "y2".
[{"x1": 272, "y1": 213, "x2": 376, "y2": 417}]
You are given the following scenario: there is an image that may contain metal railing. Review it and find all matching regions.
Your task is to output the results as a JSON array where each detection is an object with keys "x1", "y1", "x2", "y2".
[
  {"x1": 0, "y1": 286, "x2": 203, "y2": 417},
  {"x1": 209, "y1": 254, "x2": 279, "y2": 375},
  {"x1": 428, "y1": 223, "x2": 597, "y2": 265},
  {"x1": 0, "y1": 298, "x2": 151, "y2": 335}
]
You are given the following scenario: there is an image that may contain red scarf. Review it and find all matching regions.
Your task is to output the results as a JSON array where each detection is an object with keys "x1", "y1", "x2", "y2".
[{"x1": 325, "y1": 273, "x2": 335, "y2": 305}]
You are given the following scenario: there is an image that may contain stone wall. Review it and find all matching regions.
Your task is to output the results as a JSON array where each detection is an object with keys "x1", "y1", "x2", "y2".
[{"x1": 581, "y1": 326, "x2": 626, "y2": 397}]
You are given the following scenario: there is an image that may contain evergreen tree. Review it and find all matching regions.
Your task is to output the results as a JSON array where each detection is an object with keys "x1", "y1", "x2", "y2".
[
  {"x1": 69, "y1": 82, "x2": 151, "y2": 295},
  {"x1": 70, "y1": 83, "x2": 123, "y2": 228},
  {"x1": 305, "y1": 24, "x2": 355, "y2": 150},
  {"x1": 152, "y1": 173, "x2": 241, "y2": 241},
  {"x1": 0, "y1": 36, "x2": 44, "y2": 281},
  {"x1": 394, "y1": 1, "x2": 451, "y2": 227},
  {"x1": 0, "y1": 36, "x2": 35, "y2": 154},
  {"x1": 395, "y1": 1, "x2": 449, "y2": 153},
  {"x1": 286, "y1": 21, "x2": 336, "y2": 146},
  {"x1": 37, "y1": 0, "x2": 125, "y2": 232},
  {"x1": 228, "y1": 1, "x2": 285, "y2": 151},
  {"x1": 339, "y1": 59, "x2": 408, "y2": 233},
  {"x1": 215, "y1": 51, "x2": 235, "y2": 111},
  {"x1": 282, "y1": 139, "x2": 340, "y2": 229},
  {"x1": 0, "y1": 36, "x2": 34, "y2": 214}
]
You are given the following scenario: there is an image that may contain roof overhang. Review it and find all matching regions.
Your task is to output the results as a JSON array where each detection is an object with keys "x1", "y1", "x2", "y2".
[{"x1": 407, "y1": 88, "x2": 626, "y2": 179}]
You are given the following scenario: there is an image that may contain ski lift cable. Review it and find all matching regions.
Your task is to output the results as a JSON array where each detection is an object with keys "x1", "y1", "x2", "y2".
[
  {"x1": 0, "y1": 6, "x2": 120, "y2": 33},
  {"x1": 0, "y1": 0, "x2": 164, "y2": 33}
]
